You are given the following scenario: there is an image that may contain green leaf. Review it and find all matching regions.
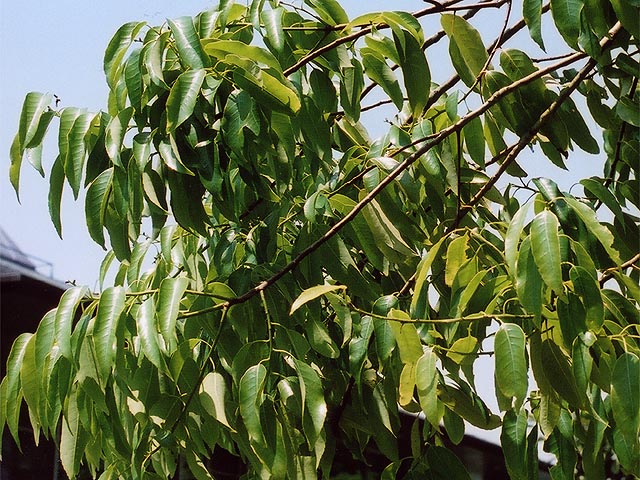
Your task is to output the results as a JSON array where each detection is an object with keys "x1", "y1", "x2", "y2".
[
  {"x1": 103, "y1": 21, "x2": 147, "y2": 89},
  {"x1": 290, "y1": 284, "x2": 345, "y2": 314},
  {"x1": 411, "y1": 236, "x2": 446, "y2": 319},
  {"x1": 441, "y1": 14, "x2": 488, "y2": 87},
  {"x1": 362, "y1": 49, "x2": 404, "y2": 110},
  {"x1": 611, "y1": 353, "x2": 640, "y2": 441},
  {"x1": 390, "y1": 315, "x2": 423, "y2": 365},
  {"x1": 541, "y1": 339, "x2": 582, "y2": 409},
  {"x1": 393, "y1": 28, "x2": 430, "y2": 117},
  {"x1": 494, "y1": 324, "x2": 528, "y2": 409},
  {"x1": 294, "y1": 359, "x2": 327, "y2": 448},
  {"x1": 463, "y1": 116, "x2": 485, "y2": 167},
  {"x1": 515, "y1": 236, "x2": 543, "y2": 319},
  {"x1": 523, "y1": 0, "x2": 545, "y2": 49},
  {"x1": 167, "y1": 17, "x2": 208, "y2": 69},
  {"x1": 530, "y1": 210, "x2": 564, "y2": 296},
  {"x1": 304, "y1": 0, "x2": 349, "y2": 26},
  {"x1": 550, "y1": 0, "x2": 582, "y2": 48},
  {"x1": 501, "y1": 409, "x2": 528, "y2": 480},
  {"x1": 426, "y1": 446, "x2": 472, "y2": 480},
  {"x1": 416, "y1": 349, "x2": 440, "y2": 427},
  {"x1": 445, "y1": 235, "x2": 469, "y2": 287},
  {"x1": 55, "y1": 286, "x2": 90, "y2": 360},
  {"x1": 92, "y1": 286, "x2": 126, "y2": 384},
  {"x1": 239, "y1": 364, "x2": 267, "y2": 444},
  {"x1": 166, "y1": 69, "x2": 206, "y2": 132},
  {"x1": 85, "y1": 167, "x2": 112, "y2": 249},
  {"x1": 203, "y1": 39, "x2": 280, "y2": 70},
  {"x1": 261, "y1": 8, "x2": 285, "y2": 54},
  {"x1": 565, "y1": 198, "x2": 621, "y2": 265},
  {"x1": 3, "y1": 333, "x2": 32, "y2": 444},
  {"x1": 339, "y1": 58, "x2": 364, "y2": 121},
  {"x1": 137, "y1": 297, "x2": 163, "y2": 371},
  {"x1": 505, "y1": 202, "x2": 531, "y2": 277},
  {"x1": 157, "y1": 277, "x2": 189, "y2": 353},
  {"x1": 232, "y1": 64, "x2": 301, "y2": 115},
  {"x1": 200, "y1": 371, "x2": 234, "y2": 430},
  {"x1": 569, "y1": 266, "x2": 604, "y2": 330},
  {"x1": 580, "y1": 178, "x2": 624, "y2": 225}
]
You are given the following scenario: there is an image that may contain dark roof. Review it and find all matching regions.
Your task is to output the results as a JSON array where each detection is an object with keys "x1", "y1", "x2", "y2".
[{"x1": 0, "y1": 227, "x2": 36, "y2": 270}]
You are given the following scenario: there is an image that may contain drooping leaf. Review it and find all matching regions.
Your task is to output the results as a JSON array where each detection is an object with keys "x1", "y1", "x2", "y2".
[
  {"x1": 441, "y1": 14, "x2": 488, "y2": 87},
  {"x1": 91, "y1": 286, "x2": 126, "y2": 384},
  {"x1": 200, "y1": 371, "x2": 234, "y2": 430},
  {"x1": 104, "y1": 21, "x2": 147, "y2": 89},
  {"x1": 157, "y1": 277, "x2": 189, "y2": 353},
  {"x1": 392, "y1": 27, "x2": 430, "y2": 117},
  {"x1": 541, "y1": 339, "x2": 582, "y2": 409},
  {"x1": 550, "y1": 0, "x2": 582, "y2": 48},
  {"x1": 494, "y1": 324, "x2": 528, "y2": 409},
  {"x1": 167, "y1": 17, "x2": 208, "y2": 69},
  {"x1": 611, "y1": 353, "x2": 640, "y2": 441},
  {"x1": 530, "y1": 210, "x2": 564, "y2": 296},
  {"x1": 501, "y1": 409, "x2": 528, "y2": 480},
  {"x1": 166, "y1": 69, "x2": 206, "y2": 133},
  {"x1": 523, "y1": 0, "x2": 545, "y2": 49}
]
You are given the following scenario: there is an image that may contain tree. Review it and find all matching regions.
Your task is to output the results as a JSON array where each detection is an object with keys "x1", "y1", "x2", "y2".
[{"x1": 2, "y1": 0, "x2": 639, "y2": 478}]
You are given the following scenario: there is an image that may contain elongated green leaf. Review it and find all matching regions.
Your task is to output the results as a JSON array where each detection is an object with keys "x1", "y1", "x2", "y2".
[
  {"x1": 581, "y1": 178, "x2": 624, "y2": 225},
  {"x1": 445, "y1": 235, "x2": 469, "y2": 287},
  {"x1": 157, "y1": 277, "x2": 188, "y2": 353},
  {"x1": 137, "y1": 297, "x2": 163, "y2": 371},
  {"x1": 65, "y1": 112, "x2": 95, "y2": 198},
  {"x1": 523, "y1": 0, "x2": 545, "y2": 49},
  {"x1": 166, "y1": 69, "x2": 206, "y2": 132},
  {"x1": 232, "y1": 65, "x2": 301, "y2": 115},
  {"x1": 426, "y1": 446, "x2": 472, "y2": 480},
  {"x1": 10, "y1": 93, "x2": 55, "y2": 192},
  {"x1": 530, "y1": 210, "x2": 564, "y2": 296},
  {"x1": 104, "y1": 21, "x2": 147, "y2": 89},
  {"x1": 611, "y1": 353, "x2": 640, "y2": 441},
  {"x1": 541, "y1": 339, "x2": 582, "y2": 409},
  {"x1": 200, "y1": 371, "x2": 233, "y2": 430},
  {"x1": 239, "y1": 363, "x2": 267, "y2": 444},
  {"x1": 55, "y1": 286, "x2": 89, "y2": 359},
  {"x1": 390, "y1": 314, "x2": 423, "y2": 365},
  {"x1": 261, "y1": 8, "x2": 285, "y2": 54},
  {"x1": 565, "y1": 197, "x2": 621, "y2": 264},
  {"x1": 441, "y1": 14, "x2": 488, "y2": 87},
  {"x1": 290, "y1": 284, "x2": 345, "y2": 314},
  {"x1": 505, "y1": 202, "x2": 531, "y2": 277},
  {"x1": 501, "y1": 409, "x2": 528, "y2": 480},
  {"x1": 167, "y1": 17, "x2": 208, "y2": 69},
  {"x1": 3, "y1": 333, "x2": 32, "y2": 443},
  {"x1": 570, "y1": 266, "x2": 604, "y2": 330},
  {"x1": 393, "y1": 28, "x2": 430, "y2": 117},
  {"x1": 304, "y1": 0, "x2": 348, "y2": 26},
  {"x1": 494, "y1": 324, "x2": 528, "y2": 409},
  {"x1": 142, "y1": 33, "x2": 169, "y2": 89},
  {"x1": 105, "y1": 107, "x2": 133, "y2": 166},
  {"x1": 339, "y1": 58, "x2": 364, "y2": 121},
  {"x1": 92, "y1": 286, "x2": 126, "y2": 384},
  {"x1": 411, "y1": 236, "x2": 446, "y2": 319},
  {"x1": 294, "y1": 359, "x2": 327, "y2": 449},
  {"x1": 362, "y1": 49, "x2": 404, "y2": 110},
  {"x1": 464, "y1": 115, "x2": 485, "y2": 167},
  {"x1": 550, "y1": 0, "x2": 582, "y2": 48},
  {"x1": 85, "y1": 168, "x2": 113, "y2": 249},
  {"x1": 204, "y1": 39, "x2": 280, "y2": 70},
  {"x1": 416, "y1": 349, "x2": 440, "y2": 427},
  {"x1": 515, "y1": 236, "x2": 543, "y2": 319}
]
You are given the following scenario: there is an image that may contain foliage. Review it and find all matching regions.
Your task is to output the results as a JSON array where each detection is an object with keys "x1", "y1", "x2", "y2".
[{"x1": 2, "y1": 0, "x2": 639, "y2": 478}]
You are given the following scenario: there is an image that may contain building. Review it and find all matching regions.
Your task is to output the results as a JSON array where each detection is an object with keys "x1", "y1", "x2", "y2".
[{"x1": 0, "y1": 227, "x2": 68, "y2": 479}]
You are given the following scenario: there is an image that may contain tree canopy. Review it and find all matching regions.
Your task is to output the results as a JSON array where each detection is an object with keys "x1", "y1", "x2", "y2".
[{"x1": 2, "y1": 0, "x2": 639, "y2": 478}]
